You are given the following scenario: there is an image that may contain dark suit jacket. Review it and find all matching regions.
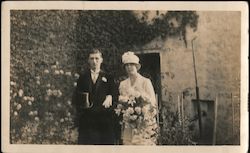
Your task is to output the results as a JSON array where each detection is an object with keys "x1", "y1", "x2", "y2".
[{"x1": 74, "y1": 69, "x2": 115, "y2": 128}]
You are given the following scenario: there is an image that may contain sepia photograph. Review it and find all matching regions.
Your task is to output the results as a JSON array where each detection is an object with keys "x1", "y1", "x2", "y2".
[{"x1": 1, "y1": 1, "x2": 248, "y2": 153}]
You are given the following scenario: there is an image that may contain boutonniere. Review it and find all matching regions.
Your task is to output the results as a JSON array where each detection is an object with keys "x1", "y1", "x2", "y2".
[{"x1": 102, "y1": 77, "x2": 107, "y2": 82}]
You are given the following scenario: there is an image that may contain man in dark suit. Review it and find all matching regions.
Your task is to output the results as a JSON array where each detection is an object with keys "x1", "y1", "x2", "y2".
[{"x1": 74, "y1": 49, "x2": 116, "y2": 145}]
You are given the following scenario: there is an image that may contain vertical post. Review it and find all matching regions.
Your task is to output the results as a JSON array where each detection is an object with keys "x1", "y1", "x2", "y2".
[
  {"x1": 181, "y1": 92, "x2": 184, "y2": 129},
  {"x1": 191, "y1": 37, "x2": 202, "y2": 140},
  {"x1": 231, "y1": 93, "x2": 235, "y2": 137},
  {"x1": 213, "y1": 95, "x2": 218, "y2": 145},
  {"x1": 177, "y1": 95, "x2": 181, "y2": 123}
]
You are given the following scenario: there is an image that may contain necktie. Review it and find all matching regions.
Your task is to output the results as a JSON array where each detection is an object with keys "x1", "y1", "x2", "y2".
[
  {"x1": 91, "y1": 70, "x2": 100, "y2": 84},
  {"x1": 92, "y1": 73, "x2": 98, "y2": 84}
]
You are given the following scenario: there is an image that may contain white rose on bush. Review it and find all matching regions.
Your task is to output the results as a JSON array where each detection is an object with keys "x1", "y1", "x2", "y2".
[
  {"x1": 14, "y1": 111, "x2": 18, "y2": 116},
  {"x1": 18, "y1": 89, "x2": 24, "y2": 97},
  {"x1": 34, "y1": 117, "x2": 39, "y2": 121},
  {"x1": 44, "y1": 69, "x2": 49, "y2": 73},
  {"x1": 60, "y1": 70, "x2": 64, "y2": 74},
  {"x1": 65, "y1": 72, "x2": 72, "y2": 76},
  {"x1": 74, "y1": 73, "x2": 80, "y2": 78},
  {"x1": 16, "y1": 104, "x2": 22, "y2": 110},
  {"x1": 28, "y1": 101, "x2": 32, "y2": 105}
]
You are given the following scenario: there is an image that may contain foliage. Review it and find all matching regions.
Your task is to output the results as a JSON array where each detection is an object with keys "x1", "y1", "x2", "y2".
[
  {"x1": 160, "y1": 105, "x2": 196, "y2": 145},
  {"x1": 10, "y1": 62, "x2": 79, "y2": 144}
]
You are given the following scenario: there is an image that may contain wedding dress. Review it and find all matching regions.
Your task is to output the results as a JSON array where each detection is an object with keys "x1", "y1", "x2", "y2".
[{"x1": 118, "y1": 74, "x2": 158, "y2": 145}]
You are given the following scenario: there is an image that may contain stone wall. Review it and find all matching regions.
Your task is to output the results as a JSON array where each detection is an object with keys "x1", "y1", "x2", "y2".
[{"x1": 142, "y1": 11, "x2": 241, "y2": 144}]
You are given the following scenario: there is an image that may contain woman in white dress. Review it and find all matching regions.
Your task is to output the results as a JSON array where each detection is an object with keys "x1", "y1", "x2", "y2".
[{"x1": 118, "y1": 51, "x2": 158, "y2": 145}]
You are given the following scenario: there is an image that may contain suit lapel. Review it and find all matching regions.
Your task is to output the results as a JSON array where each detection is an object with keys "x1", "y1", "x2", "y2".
[
  {"x1": 94, "y1": 70, "x2": 104, "y2": 93},
  {"x1": 87, "y1": 70, "x2": 93, "y2": 92}
]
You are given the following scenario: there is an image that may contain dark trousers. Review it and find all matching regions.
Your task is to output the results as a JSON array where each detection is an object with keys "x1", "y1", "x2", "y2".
[{"x1": 77, "y1": 111, "x2": 115, "y2": 145}]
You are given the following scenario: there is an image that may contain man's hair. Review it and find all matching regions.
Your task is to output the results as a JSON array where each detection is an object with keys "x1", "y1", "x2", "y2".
[{"x1": 89, "y1": 48, "x2": 103, "y2": 57}]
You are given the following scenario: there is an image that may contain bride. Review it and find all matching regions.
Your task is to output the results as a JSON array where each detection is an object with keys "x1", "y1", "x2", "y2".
[{"x1": 118, "y1": 51, "x2": 158, "y2": 145}]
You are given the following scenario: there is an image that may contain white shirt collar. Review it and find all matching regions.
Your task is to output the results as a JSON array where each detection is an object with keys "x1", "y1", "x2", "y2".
[{"x1": 90, "y1": 69, "x2": 100, "y2": 74}]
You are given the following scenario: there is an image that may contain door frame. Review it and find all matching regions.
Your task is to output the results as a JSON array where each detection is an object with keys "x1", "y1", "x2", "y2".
[{"x1": 134, "y1": 50, "x2": 163, "y2": 126}]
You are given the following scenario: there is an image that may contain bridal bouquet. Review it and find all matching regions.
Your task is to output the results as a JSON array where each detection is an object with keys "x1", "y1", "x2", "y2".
[{"x1": 114, "y1": 89, "x2": 158, "y2": 132}]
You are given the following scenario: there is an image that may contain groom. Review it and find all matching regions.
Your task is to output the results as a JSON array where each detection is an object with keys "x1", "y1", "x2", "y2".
[{"x1": 74, "y1": 49, "x2": 117, "y2": 145}]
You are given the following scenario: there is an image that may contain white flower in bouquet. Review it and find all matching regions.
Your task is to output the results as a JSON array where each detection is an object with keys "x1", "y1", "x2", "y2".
[
  {"x1": 117, "y1": 104, "x2": 123, "y2": 109},
  {"x1": 67, "y1": 112, "x2": 71, "y2": 116},
  {"x1": 127, "y1": 107, "x2": 134, "y2": 114},
  {"x1": 118, "y1": 95, "x2": 129, "y2": 103},
  {"x1": 130, "y1": 115, "x2": 138, "y2": 121},
  {"x1": 128, "y1": 98, "x2": 136, "y2": 106},
  {"x1": 114, "y1": 108, "x2": 121, "y2": 116},
  {"x1": 152, "y1": 108, "x2": 158, "y2": 116},
  {"x1": 73, "y1": 82, "x2": 77, "y2": 87},
  {"x1": 143, "y1": 113, "x2": 152, "y2": 121},
  {"x1": 135, "y1": 107, "x2": 142, "y2": 115},
  {"x1": 142, "y1": 106, "x2": 149, "y2": 115}
]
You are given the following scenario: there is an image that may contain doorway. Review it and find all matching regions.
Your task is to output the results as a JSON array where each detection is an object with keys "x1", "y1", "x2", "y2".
[{"x1": 136, "y1": 52, "x2": 162, "y2": 124}]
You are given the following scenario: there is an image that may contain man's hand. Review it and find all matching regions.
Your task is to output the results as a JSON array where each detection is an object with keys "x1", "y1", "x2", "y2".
[{"x1": 102, "y1": 95, "x2": 112, "y2": 108}]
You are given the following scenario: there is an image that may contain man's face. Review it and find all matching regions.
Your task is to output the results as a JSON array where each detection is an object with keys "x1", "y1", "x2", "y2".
[{"x1": 88, "y1": 53, "x2": 103, "y2": 70}]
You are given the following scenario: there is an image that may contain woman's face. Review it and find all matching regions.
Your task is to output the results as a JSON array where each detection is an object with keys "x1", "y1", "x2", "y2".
[{"x1": 125, "y1": 63, "x2": 138, "y2": 75}]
